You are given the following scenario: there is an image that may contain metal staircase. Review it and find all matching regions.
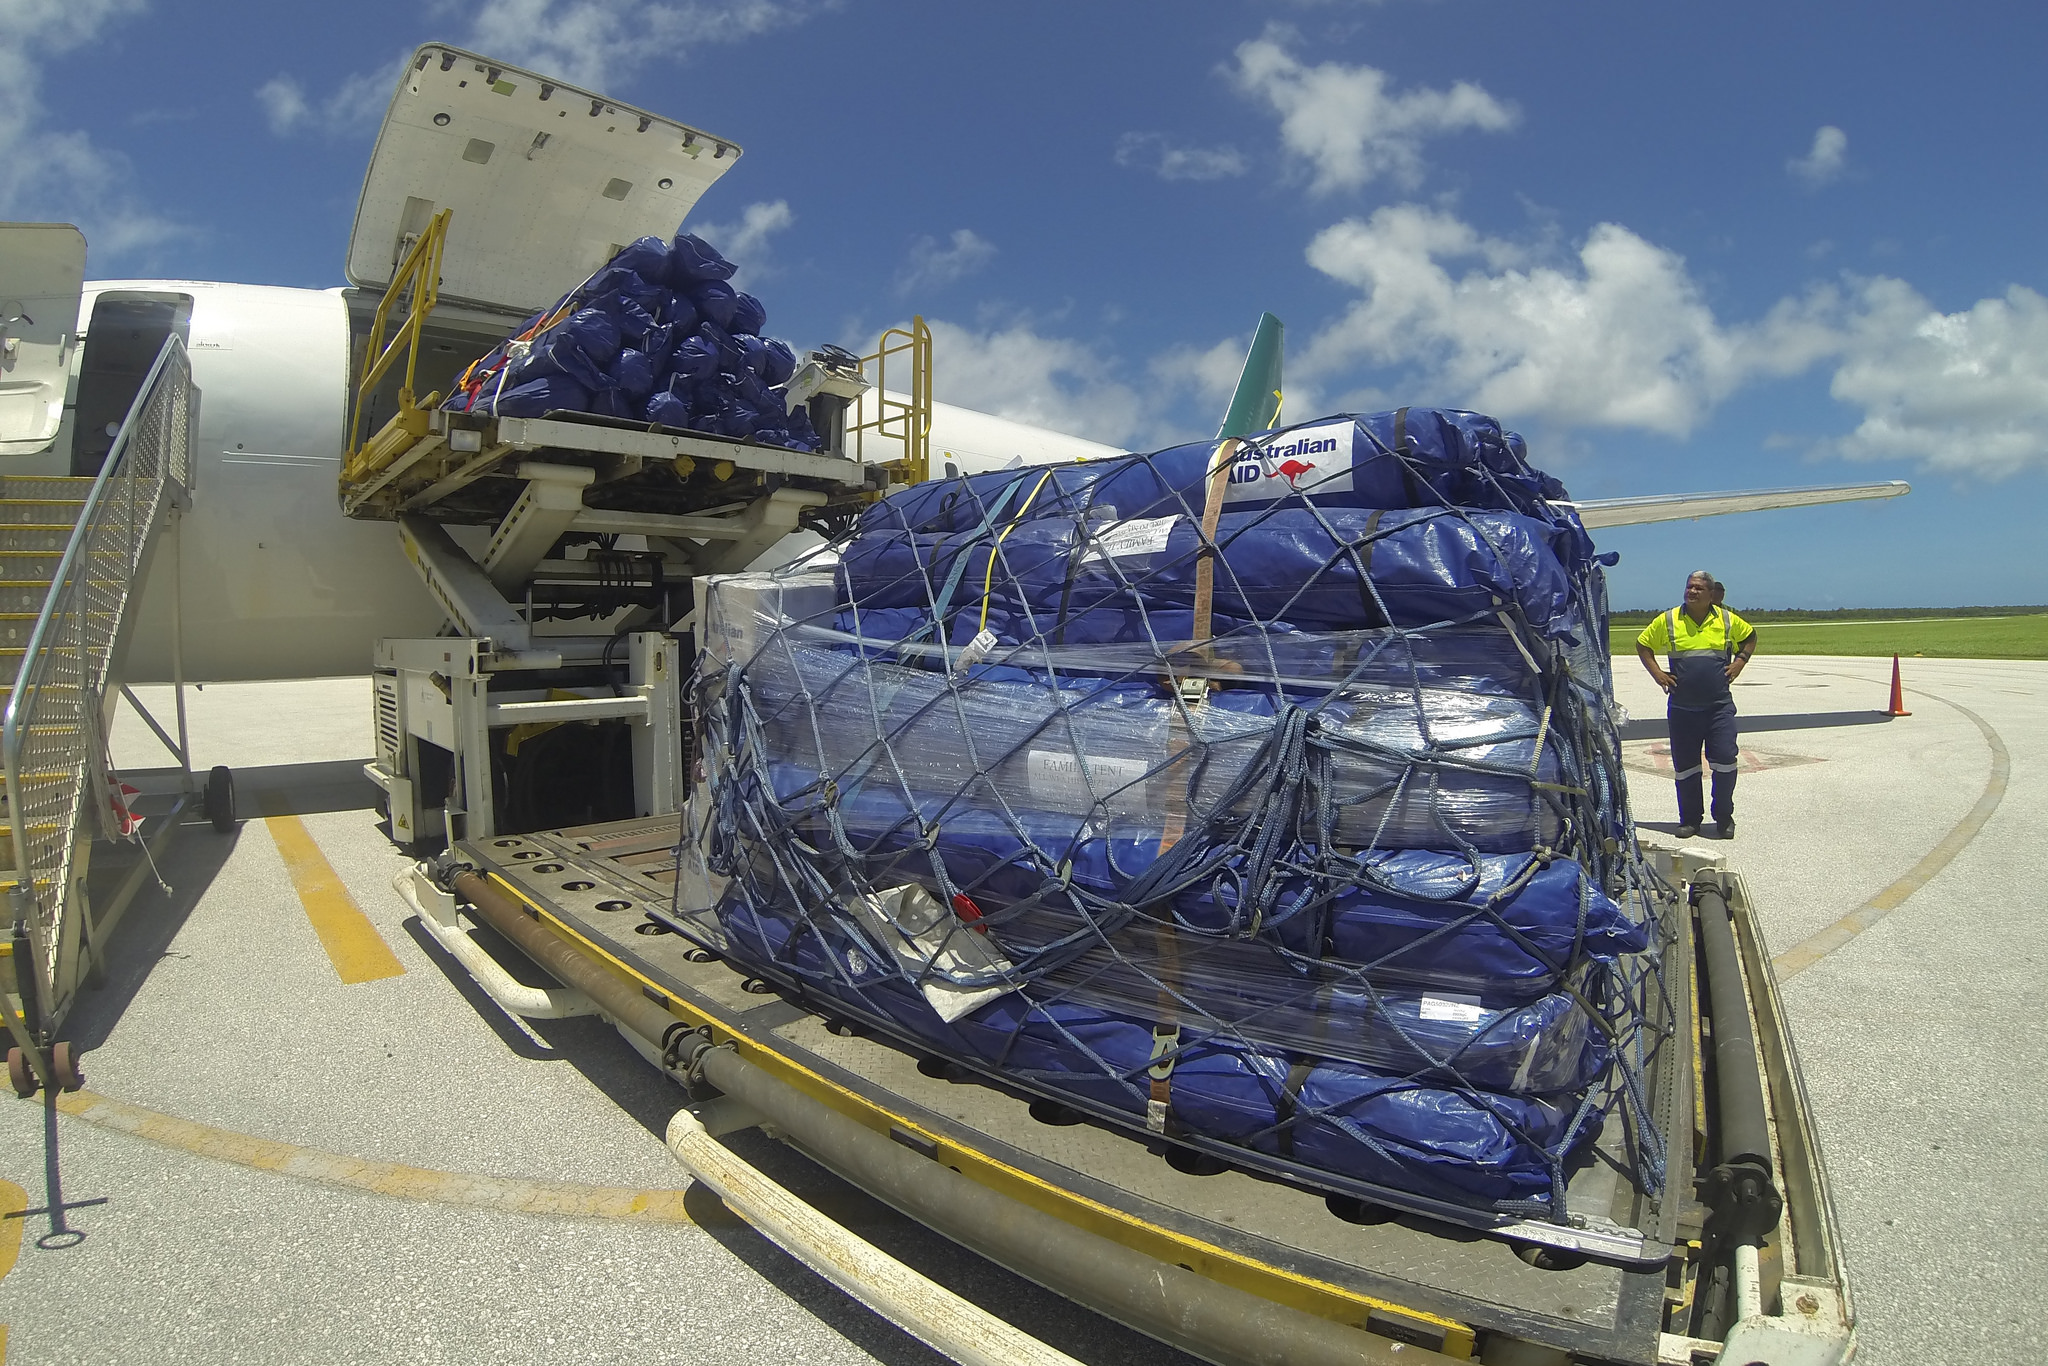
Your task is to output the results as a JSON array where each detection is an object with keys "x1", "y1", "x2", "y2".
[
  {"x1": 3, "y1": 336, "x2": 195, "y2": 1094},
  {"x1": 0, "y1": 475, "x2": 95, "y2": 875}
]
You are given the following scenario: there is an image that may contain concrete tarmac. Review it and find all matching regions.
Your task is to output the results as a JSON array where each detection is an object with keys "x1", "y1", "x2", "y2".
[{"x1": 1, "y1": 658, "x2": 2041, "y2": 1364}]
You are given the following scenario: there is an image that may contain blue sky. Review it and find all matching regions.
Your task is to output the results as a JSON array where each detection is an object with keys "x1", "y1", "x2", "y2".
[{"x1": 8, "y1": 0, "x2": 2045, "y2": 609}]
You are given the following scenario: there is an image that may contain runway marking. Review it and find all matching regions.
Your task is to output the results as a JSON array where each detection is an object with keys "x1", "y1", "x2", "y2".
[
  {"x1": 2, "y1": 1177, "x2": 22, "y2": 1364},
  {"x1": 0, "y1": 1179, "x2": 20, "y2": 1279},
  {"x1": 1772, "y1": 690, "x2": 2009, "y2": 981},
  {"x1": 51, "y1": 1090, "x2": 699, "y2": 1224},
  {"x1": 1622, "y1": 741, "x2": 1823, "y2": 777},
  {"x1": 262, "y1": 803, "x2": 404, "y2": 984}
]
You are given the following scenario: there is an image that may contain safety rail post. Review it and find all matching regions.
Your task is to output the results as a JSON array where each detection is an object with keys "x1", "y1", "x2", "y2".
[
  {"x1": 850, "y1": 316, "x2": 932, "y2": 487},
  {"x1": 343, "y1": 207, "x2": 452, "y2": 479},
  {"x1": 1, "y1": 333, "x2": 194, "y2": 1038}
]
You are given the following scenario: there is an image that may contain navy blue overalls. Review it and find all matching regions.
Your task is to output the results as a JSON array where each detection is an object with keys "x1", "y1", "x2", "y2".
[{"x1": 1665, "y1": 607, "x2": 1740, "y2": 829}]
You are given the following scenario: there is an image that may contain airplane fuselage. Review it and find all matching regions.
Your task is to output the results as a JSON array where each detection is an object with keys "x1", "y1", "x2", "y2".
[
  {"x1": 27, "y1": 279, "x2": 442, "y2": 681},
  {"x1": 21, "y1": 277, "x2": 1123, "y2": 683}
]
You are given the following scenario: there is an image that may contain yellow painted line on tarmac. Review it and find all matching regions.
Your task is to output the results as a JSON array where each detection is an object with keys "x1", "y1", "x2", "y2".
[
  {"x1": 1773, "y1": 691, "x2": 2009, "y2": 981},
  {"x1": 262, "y1": 802, "x2": 404, "y2": 984},
  {"x1": 0, "y1": 1178, "x2": 21, "y2": 1279},
  {"x1": 52, "y1": 1090, "x2": 700, "y2": 1223},
  {"x1": 2, "y1": 1177, "x2": 23, "y2": 1364}
]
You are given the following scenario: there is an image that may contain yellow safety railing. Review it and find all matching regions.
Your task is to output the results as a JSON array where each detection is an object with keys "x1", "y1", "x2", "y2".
[
  {"x1": 343, "y1": 208, "x2": 452, "y2": 482},
  {"x1": 850, "y1": 315, "x2": 932, "y2": 487}
]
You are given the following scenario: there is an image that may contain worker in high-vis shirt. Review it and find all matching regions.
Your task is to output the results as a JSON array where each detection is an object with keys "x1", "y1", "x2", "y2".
[{"x1": 1636, "y1": 570, "x2": 1756, "y2": 839}]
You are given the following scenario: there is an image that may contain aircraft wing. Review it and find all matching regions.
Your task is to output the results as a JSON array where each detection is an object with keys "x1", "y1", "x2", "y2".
[{"x1": 1560, "y1": 480, "x2": 1910, "y2": 528}]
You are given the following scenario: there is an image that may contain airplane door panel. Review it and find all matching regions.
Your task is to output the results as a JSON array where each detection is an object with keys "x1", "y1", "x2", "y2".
[{"x1": 0, "y1": 222, "x2": 87, "y2": 457}]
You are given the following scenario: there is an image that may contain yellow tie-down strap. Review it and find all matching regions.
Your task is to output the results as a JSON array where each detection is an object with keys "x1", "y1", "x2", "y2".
[{"x1": 488, "y1": 873, "x2": 1480, "y2": 1359}]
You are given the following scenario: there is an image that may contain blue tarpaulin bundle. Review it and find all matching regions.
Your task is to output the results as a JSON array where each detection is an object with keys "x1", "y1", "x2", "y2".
[
  {"x1": 678, "y1": 411, "x2": 1670, "y2": 1226},
  {"x1": 445, "y1": 229, "x2": 820, "y2": 450},
  {"x1": 867, "y1": 409, "x2": 1576, "y2": 535},
  {"x1": 838, "y1": 505, "x2": 1587, "y2": 640}
]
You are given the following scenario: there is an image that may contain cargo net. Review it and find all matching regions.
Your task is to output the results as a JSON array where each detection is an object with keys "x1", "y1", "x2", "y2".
[{"x1": 675, "y1": 408, "x2": 1674, "y2": 1227}]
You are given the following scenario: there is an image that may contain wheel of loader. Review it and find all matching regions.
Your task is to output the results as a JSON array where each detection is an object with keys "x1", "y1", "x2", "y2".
[
  {"x1": 7, "y1": 1046, "x2": 36, "y2": 1098},
  {"x1": 204, "y1": 764, "x2": 236, "y2": 833},
  {"x1": 50, "y1": 1040, "x2": 84, "y2": 1092}
]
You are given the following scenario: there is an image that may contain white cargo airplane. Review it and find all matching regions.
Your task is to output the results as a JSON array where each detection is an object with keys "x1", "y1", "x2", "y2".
[{"x1": 0, "y1": 43, "x2": 1906, "y2": 684}]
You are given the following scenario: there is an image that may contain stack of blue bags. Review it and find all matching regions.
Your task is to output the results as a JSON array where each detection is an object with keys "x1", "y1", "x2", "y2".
[
  {"x1": 446, "y1": 229, "x2": 822, "y2": 451},
  {"x1": 687, "y1": 408, "x2": 1663, "y2": 1221}
]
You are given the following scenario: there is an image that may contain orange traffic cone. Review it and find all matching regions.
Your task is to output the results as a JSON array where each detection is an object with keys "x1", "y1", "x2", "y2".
[{"x1": 1885, "y1": 655, "x2": 1911, "y2": 717}]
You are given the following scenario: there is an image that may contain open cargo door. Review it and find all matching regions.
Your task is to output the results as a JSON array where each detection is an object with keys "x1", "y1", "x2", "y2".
[
  {"x1": 346, "y1": 43, "x2": 743, "y2": 317},
  {"x1": 0, "y1": 223, "x2": 86, "y2": 456}
]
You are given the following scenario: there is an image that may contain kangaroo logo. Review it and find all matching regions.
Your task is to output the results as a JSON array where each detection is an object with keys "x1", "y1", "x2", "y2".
[{"x1": 1223, "y1": 421, "x2": 1355, "y2": 503}]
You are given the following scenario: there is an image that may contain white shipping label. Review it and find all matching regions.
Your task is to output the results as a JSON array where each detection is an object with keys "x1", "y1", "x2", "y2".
[
  {"x1": 1418, "y1": 993, "x2": 1487, "y2": 1024},
  {"x1": 1077, "y1": 516, "x2": 1178, "y2": 566},
  {"x1": 1222, "y1": 420, "x2": 1356, "y2": 503},
  {"x1": 1027, "y1": 749, "x2": 1151, "y2": 800}
]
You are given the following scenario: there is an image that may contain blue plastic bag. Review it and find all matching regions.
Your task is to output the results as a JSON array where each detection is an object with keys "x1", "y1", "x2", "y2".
[
  {"x1": 484, "y1": 373, "x2": 589, "y2": 418},
  {"x1": 668, "y1": 232, "x2": 737, "y2": 284},
  {"x1": 729, "y1": 291, "x2": 767, "y2": 337},
  {"x1": 692, "y1": 280, "x2": 740, "y2": 329},
  {"x1": 613, "y1": 349, "x2": 655, "y2": 400}
]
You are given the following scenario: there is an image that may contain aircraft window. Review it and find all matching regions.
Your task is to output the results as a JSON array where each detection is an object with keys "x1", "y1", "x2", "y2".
[{"x1": 71, "y1": 293, "x2": 191, "y2": 478}]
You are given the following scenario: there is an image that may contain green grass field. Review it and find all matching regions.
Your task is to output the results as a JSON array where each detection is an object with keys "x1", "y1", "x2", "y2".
[{"x1": 1607, "y1": 612, "x2": 2048, "y2": 659}]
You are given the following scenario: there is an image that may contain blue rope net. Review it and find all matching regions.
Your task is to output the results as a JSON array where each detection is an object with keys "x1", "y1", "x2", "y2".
[{"x1": 673, "y1": 408, "x2": 1673, "y2": 1226}]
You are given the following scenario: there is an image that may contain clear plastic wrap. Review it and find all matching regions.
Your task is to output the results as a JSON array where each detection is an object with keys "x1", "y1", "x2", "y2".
[{"x1": 678, "y1": 410, "x2": 1672, "y2": 1225}]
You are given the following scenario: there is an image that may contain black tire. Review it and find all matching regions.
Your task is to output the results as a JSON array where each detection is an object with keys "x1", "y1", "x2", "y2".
[
  {"x1": 50, "y1": 1040, "x2": 83, "y2": 1092},
  {"x1": 204, "y1": 765, "x2": 236, "y2": 833},
  {"x1": 7, "y1": 1046, "x2": 36, "y2": 1099}
]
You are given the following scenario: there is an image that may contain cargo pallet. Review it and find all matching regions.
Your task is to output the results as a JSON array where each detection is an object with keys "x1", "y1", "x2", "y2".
[{"x1": 409, "y1": 822, "x2": 1854, "y2": 1366}]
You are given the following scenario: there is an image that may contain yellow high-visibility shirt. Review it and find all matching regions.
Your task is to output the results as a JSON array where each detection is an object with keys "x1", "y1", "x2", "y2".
[{"x1": 1636, "y1": 607, "x2": 1755, "y2": 655}]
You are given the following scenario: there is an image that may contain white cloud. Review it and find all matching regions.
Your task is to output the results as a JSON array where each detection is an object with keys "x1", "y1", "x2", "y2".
[
  {"x1": 1113, "y1": 132, "x2": 1248, "y2": 182},
  {"x1": 254, "y1": 76, "x2": 309, "y2": 135},
  {"x1": 1292, "y1": 202, "x2": 2048, "y2": 477},
  {"x1": 1229, "y1": 27, "x2": 1517, "y2": 193},
  {"x1": 1828, "y1": 279, "x2": 2048, "y2": 477},
  {"x1": 921, "y1": 318, "x2": 1151, "y2": 447},
  {"x1": 897, "y1": 229, "x2": 997, "y2": 295},
  {"x1": 1788, "y1": 125, "x2": 1848, "y2": 187},
  {"x1": 1150, "y1": 336, "x2": 1259, "y2": 416},
  {"x1": 457, "y1": 0, "x2": 830, "y2": 89},
  {"x1": 255, "y1": 61, "x2": 398, "y2": 138},
  {"x1": 0, "y1": 0, "x2": 183, "y2": 258},
  {"x1": 689, "y1": 199, "x2": 794, "y2": 288},
  {"x1": 1299, "y1": 206, "x2": 1756, "y2": 433}
]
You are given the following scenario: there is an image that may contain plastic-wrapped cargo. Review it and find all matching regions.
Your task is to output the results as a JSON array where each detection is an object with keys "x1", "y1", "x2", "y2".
[
  {"x1": 675, "y1": 410, "x2": 1670, "y2": 1226},
  {"x1": 445, "y1": 229, "x2": 820, "y2": 451}
]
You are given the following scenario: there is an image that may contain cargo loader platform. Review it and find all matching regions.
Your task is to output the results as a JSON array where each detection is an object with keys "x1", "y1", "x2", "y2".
[
  {"x1": 339, "y1": 238, "x2": 915, "y2": 851},
  {"x1": 414, "y1": 822, "x2": 1855, "y2": 1366},
  {"x1": 346, "y1": 406, "x2": 880, "y2": 851},
  {"x1": 339, "y1": 407, "x2": 881, "y2": 532}
]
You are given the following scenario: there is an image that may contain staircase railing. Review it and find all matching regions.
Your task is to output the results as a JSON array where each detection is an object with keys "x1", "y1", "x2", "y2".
[{"x1": 3, "y1": 334, "x2": 194, "y2": 1026}]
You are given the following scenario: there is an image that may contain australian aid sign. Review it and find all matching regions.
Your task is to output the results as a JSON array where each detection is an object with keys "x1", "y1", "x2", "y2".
[{"x1": 1221, "y1": 420, "x2": 1355, "y2": 503}]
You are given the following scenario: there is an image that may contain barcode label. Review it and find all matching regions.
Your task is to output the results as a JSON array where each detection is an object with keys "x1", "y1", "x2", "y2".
[{"x1": 1418, "y1": 993, "x2": 1486, "y2": 1024}]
